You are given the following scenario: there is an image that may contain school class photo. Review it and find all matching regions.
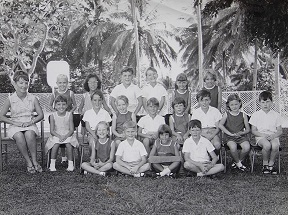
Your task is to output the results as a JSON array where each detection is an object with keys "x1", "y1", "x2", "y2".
[{"x1": 1, "y1": 1, "x2": 288, "y2": 214}]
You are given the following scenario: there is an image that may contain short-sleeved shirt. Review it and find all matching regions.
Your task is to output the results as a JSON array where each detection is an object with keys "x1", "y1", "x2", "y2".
[
  {"x1": 82, "y1": 108, "x2": 112, "y2": 130},
  {"x1": 110, "y1": 83, "x2": 141, "y2": 113},
  {"x1": 141, "y1": 83, "x2": 168, "y2": 115},
  {"x1": 182, "y1": 136, "x2": 215, "y2": 162},
  {"x1": 191, "y1": 106, "x2": 222, "y2": 128},
  {"x1": 115, "y1": 139, "x2": 147, "y2": 162},
  {"x1": 137, "y1": 114, "x2": 165, "y2": 134},
  {"x1": 249, "y1": 109, "x2": 282, "y2": 134}
]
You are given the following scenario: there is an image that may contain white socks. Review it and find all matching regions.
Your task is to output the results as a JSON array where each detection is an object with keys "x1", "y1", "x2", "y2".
[
  {"x1": 49, "y1": 159, "x2": 56, "y2": 171},
  {"x1": 67, "y1": 160, "x2": 74, "y2": 171},
  {"x1": 160, "y1": 168, "x2": 171, "y2": 177}
]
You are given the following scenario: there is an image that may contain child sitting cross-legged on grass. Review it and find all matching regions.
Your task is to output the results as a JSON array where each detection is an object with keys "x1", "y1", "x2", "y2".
[
  {"x1": 81, "y1": 121, "x2": 116, "y2": 176},
  {"x1": 148, "y1": 124, "x2": 181, "y2": 177},
  {"x1": 113, "y1": 121, "x2": 150, "y2": 177},
  {"x1": 183, "y1": 119, "x2": 224, "y2": 177}
]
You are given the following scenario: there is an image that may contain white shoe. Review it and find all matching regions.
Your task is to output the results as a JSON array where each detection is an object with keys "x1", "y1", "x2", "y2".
[
  {"x1": 49, "y1": 167, "x2": 56, "y2": 172},
  {"x1": 67, "y1": 166, "x2": 74, "y2": 172}
]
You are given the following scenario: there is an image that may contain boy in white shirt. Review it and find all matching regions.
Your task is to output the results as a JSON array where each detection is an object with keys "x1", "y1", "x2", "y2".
[
  {"x1": 183, "y1": 119, "x2": 224, "y2": 176},
  {"x1": 138, "y1": 98, "x2": 165, "y2": 153},
  {"x1": 110, "y1": 67, "x2": 142, "y2": 116},
  {"x1": 141, "y1": 67, "x2": 168, "y2": 116},
  {"x1": 191, "y1": 90, "x2": 222, "y2": 154},
  {"x1": 249, "y1": 91, "x2": 282, "y2": 174},
  {"x1": 113, "y1": 121, "x2": 150, "y2": 177}
]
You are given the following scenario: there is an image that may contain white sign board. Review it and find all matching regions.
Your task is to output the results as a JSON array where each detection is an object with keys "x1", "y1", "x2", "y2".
[{"x1": 47, "y1": 61, "x2": 70, "y2": 88}]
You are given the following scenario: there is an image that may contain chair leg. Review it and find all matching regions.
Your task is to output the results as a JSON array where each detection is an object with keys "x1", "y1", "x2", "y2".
[
  {"x1": 224, "y1": 150, "x2": 227, "y2": 173},
  {"x1": 0, "y1": 143, "x2": 3, "y2": 172},
  {"x1": 79, "y1": 146, "x2": 84, "y2": 172},
  {"x1": 278, "y1": 153, "x2": 281, "y2": 174},
  {"x1": 250, "y1": 150, "x2": 255, "y2": 173},
  {"x1": 47, "y1": 150, "x2": 50, "y2": 169}
]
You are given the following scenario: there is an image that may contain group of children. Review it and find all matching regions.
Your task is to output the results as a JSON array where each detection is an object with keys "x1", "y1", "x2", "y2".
[{"x1": 0, "y1": 68, "x2": 282, "y2": 177}]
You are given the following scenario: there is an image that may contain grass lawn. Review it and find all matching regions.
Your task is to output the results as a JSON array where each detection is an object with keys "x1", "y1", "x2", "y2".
[{"x1": 1, "y1": 131, "x2": 288, "y2": 215}]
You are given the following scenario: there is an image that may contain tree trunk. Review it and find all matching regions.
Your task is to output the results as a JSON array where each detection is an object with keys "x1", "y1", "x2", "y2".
[
  {"x1": 252, "y1": 41, "x2": 257, "y2": 91},
  {"x1": 197, "y1": 2, "x2": 203, "y2": 89},
  {"x1": 131, "y1": 0, "x2": 141, "y2": 87}
]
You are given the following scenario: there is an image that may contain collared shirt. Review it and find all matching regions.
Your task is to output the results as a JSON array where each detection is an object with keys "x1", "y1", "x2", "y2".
[
  {"x1": 191, "y1": 106, "x2": 222, "y2": 128},
  {"x1": 182, "y1": 136, "x2": 215, "y2": 162},
  {"x1": 137, "y1": 114, "x2": 165, "y2": 134},
  {"x1": 115, "y1": 139, "x2": 147, "y2": 162},
  {"x1": 82, "y1": 108, "x2": 112, "y2": 130},
  {"x1": 110, "y1": 83, "x2": 142, "y2": 112},
  {"x1": 249, "y1": 109, "x2": 282, "y2": 134}
]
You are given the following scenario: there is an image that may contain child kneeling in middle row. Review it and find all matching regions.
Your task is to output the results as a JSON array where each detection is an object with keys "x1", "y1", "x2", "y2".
[
  {"x1": 113, "y1": 121, "x2": 150, "y2": 177},
  {"x1": 81, "y1": 121, "x2": 115, "y2": 176},
  {"x1": 183, "y1": 119, "x2": 224, "y2": 177}
]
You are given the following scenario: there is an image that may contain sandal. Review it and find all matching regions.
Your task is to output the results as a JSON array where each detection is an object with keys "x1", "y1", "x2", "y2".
[
  {"x1": 237, "y1": 165, "x2": 247, "y2": 172},
  {"x1": 27, "y1": 166, "x2": 36, "y2": 174},
  {"x1": 269, "y1": 166, "x2": 278, "y2": 175},
  {"x1": 34, "y1": 164, "x2": 43, "y2": 173}
]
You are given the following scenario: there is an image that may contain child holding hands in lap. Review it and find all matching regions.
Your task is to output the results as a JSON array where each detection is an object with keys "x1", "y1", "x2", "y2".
[
  {"x1": 218, "y1": 94, "x2": 250, "y2": 171},
  {"x1": 81, "y1": 121, "x2": 115, "y2": 176},
  {"x1": 149, "y1": 124, "x2": 181, "y2": 177},
  {"x1": 45, "y1": 95, "x2": 79, "y2": 171},
  {"x1": 183, "y1": 120, "x2": 224, "y2": 177},
  {"x1": 113, "y1": 121, "x2": 150, "y2": 177},
  {"x1": 111, "y1": 95, "x2": 136, "y2": 147},
  {"x1": 0, "y1": 71, "x2": 44, "y2": 173}
]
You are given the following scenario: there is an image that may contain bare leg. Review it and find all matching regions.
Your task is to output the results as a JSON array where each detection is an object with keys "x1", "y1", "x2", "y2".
[
  {"x1": 269, "y1": 139, "x2": 280, "y2": 166},
  {"x1": 50, "y1": 143, "x2": 60, "y2": 159},
  {"x1": 211, "y1": 135, "x2": 221, "y2": 151},
  {"x1": 24, "y1": 130, "x2": 38, "y2": 166},
  {"x1": 152, "y1": 163, "x2": 164, "y2": 172},
  {"x1": 98, "y1": 162, "x2": 113, "y2": 172},
  {"x1": 142, "y1": 138, "x2": 150, "y2": 154},
  {"x1": 81, "y1": 162, "x2": 102, "y2": 174},
  {"x1": 239, "y1": 141, "x2": 250, "y2": 161},
  {"x1": 227, "y1": 141, "x2": 240, "y2": 163},
  {"x1": 13, "y1": 132, "x2": 33, "y2": 167},
  {"x1": 168, "y1": 161, "x2": 181, "y2": 173},
  {"x1": 205, "y1": 164, "x2": 225, "y2": 175},
  {"x1": 183, "y1": 161, "x2": 201, "y2": 173},
  {"x1": 137, "y1": 163, "x2": 150, "y2": 173},
  {"x1": 65, "y1": 143, "x2": 73, "y2": 161},
  {"x1": 113, "y1": 162, "x2": 133, "y2": 175},
  {"x1": 257, "y1": 138, "x2": 271, "y2": 165}
]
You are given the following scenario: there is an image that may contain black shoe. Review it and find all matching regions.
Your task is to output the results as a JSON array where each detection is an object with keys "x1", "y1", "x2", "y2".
[
  {"x1": 269, "y1": 166, "x2": 278, "y2": 175},
  {"x1": 262, "y1": 165, "x2": 270, "y2": 174}
]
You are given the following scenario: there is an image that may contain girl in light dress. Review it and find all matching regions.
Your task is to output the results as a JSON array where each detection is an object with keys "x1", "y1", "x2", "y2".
[
  {"x1": 45, "y1": 95, "x2": 79, "y2": 172},
  {"x1": 0, "y1": 71, "x2": 44, "y2": 173}
]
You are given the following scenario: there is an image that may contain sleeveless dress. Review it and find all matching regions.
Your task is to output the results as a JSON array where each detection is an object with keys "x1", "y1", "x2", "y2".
[
  {"x1": 115, "y1": 111, "x2": 132, "y2": 141},
  {"x1": 45, "y1": 112, "x2": 79, "y2": 153},
  {"x1": 203, "y1": 85, "x2": 219, "y2": 109},
  {"x1": 95, "y1": 138, "x2": 113, "y2": 163},
  {"x1": 7, "y1": 92, "x2": 39, "y2": 139},
  {"x1": 174, "y1": 89, "x2": 190, "y2": 109},
  {"x1": 172, "y1": 113, "x2": 190, "y2": 136},
  {"x1": 54, "y1": 89, "x2": 73, "y2": 112},
  {"x1": 224, "y1": 111, "x2": 248, "y2": 144},
  {"x1": 154, "y1": 139, "x2": 178, "y2": 165}
]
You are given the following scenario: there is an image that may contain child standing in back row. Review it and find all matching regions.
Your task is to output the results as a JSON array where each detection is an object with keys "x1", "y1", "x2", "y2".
[
  {"x1": 48, "y1": 74, "x2": 78, "y2": 164},
  {"x1": 203, "y1": 71, "x2": 222, "y2": 111},
  {"x1": 45, "y1": 95, "x2": 79, "y2": 172},
  {"x1": 110, "y1": 67, "x2": 142, "y2": 117},
  {"x1": 141, "y1": 67, "x2": 168, "y2": 116},
  {"x1": 172, "y1": 73, "x2": 191, "y2": 114},
  {"x1": 218, "y1": 94, "x2": 250, "y2": 171},
  {"x1": 249, "y1": 91, "x2": 282, "y2": 175}
]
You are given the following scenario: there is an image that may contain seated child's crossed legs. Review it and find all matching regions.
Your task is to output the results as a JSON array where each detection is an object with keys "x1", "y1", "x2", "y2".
[
  {"x1": 81, "y1": 161, "x2": 113, "y2": 175},
  {"x1": 152, "y1": 162, "x2": 181, "y2": 174},
  {"x1": 113, "y1": 161, "x2": 150, "y2": 176},
  {"x1": 184, "y1": 160, "x2": 224, "y2": 176}
]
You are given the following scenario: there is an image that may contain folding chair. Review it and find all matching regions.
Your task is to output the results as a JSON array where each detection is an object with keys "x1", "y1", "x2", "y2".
[
  {"x1": 249, "y1": 144, "x2": 282, "y2": 173},
  {"x1": 46, "y1": 146, "x2": 77, "y2": 169},
  {"x1": 0, "y1": 117, "x2": 45, "y2": 172}
]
